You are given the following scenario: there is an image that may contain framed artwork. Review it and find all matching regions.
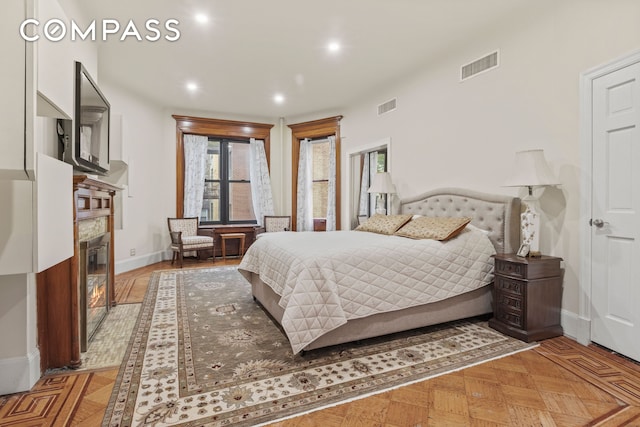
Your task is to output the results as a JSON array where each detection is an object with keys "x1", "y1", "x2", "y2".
[{"x1": 516, "y1": 244, "x2": 530, "y2": 258}]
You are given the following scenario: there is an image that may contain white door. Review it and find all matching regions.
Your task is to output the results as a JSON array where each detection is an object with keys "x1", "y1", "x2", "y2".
[{"x1": 591, "y1": 61, "x2": 640, "y2": 361}]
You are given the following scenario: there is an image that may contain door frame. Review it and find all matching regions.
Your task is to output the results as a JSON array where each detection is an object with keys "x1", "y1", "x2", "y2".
[
  {"x1": 578, "y1": 49, "x2": 640, "y2": 346},
  {"x1": 344, "y1": 137, "x2": 392, "y2": 230}
]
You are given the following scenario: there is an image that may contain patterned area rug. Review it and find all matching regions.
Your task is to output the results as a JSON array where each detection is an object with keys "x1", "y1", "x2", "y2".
[{"x1": 102, "y1": 267, "x2": 536, "y2": 427}]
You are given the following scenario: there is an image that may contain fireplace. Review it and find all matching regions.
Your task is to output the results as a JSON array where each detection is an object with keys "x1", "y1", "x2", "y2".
[{"x1": 80, "y1": 232, "x2": 110, "y2": 352}]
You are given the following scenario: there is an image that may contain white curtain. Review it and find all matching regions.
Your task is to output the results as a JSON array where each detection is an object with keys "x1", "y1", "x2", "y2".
[
  {"x1": 296, "y1": 138, "x2": 313, "y2": 231},
  {"x1": 249, "y1": 138, "x2": 274, "y2": 226},
  {"x1": 183, "y1": 134, "x2": 208, "y2": 218},
  {"x1": 358, "y1": 152, "x2": 370, "y2": 216},
  {"x1": 325, "y1": 135, "x2": 337, "y2": 231}
]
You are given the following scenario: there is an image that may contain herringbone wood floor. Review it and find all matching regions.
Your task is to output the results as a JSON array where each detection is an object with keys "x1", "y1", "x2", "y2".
[{"x1": 1, "y1": 258, "x2": 639, "y2": 426}]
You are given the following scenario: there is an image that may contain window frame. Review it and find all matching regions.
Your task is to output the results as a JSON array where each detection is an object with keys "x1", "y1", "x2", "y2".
[
  {"x1": 289, "y1": 116, "x2": 342, "y2": 231},
  {"x1": 346, "y1": 137, "x2": 391, "y2": 229},
  {"x1": 173, "y1": 115, "x2": 273, "y2": 221}
]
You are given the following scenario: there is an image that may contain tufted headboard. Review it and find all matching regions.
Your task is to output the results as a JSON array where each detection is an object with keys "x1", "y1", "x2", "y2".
[{"x1": 399, "y1": 188, "x2": 521, "y2": 254}]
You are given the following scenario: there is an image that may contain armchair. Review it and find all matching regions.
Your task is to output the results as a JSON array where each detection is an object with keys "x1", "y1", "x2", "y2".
[
  {"x1": 256, "y1": 215, "x2": 291, "y2": 239},
  {"x1": 264, "y1": 215, "x2": 291, "y2": 232},
  {"x1": 167, "y1": 217, "x2": 215, "y2": 268}
]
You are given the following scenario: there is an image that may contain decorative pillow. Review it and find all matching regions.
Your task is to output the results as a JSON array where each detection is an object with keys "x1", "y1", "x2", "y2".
[
  {"x1": 355, "y1": 214, "x2": 413, "y2": 235},
  {"x1": 395, "y1": 216, "x2": 472, "y2": 241}
]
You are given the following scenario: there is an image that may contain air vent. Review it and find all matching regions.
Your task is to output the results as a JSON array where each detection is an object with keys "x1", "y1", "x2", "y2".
[
  {"x1": 377, "y1": 98, "x2": 397, "y2": 116},
  {"x1": 461, "y1": 50, "x2": 499, "y2": 81}
]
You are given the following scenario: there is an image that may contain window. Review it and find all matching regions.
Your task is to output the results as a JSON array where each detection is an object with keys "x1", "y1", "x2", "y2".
[
  {"x1": 311, "y1": 139, "x2": 330, "y2": 218},
  {"x1": 289, "y1": 116, "x2": 342, "y2": 231},
  {"x1": 202, "y1": 139, "x2": 255, "y2": 224},
  {"x1": 173, "y1": 115, "x2": 274, "y2": 222}
]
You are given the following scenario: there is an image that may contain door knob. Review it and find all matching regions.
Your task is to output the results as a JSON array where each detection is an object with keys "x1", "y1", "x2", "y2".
[{"x1": 590, "y1": 218, "x2": 608, "y2": 228}]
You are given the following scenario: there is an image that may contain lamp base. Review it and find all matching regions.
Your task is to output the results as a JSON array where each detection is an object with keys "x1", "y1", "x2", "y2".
[
  {"x1": 521, "y1": 197, "x2": 540, "y2": 253},
  {"x1": 375, "y1": 196, "x2": 387, "y2": 216}
]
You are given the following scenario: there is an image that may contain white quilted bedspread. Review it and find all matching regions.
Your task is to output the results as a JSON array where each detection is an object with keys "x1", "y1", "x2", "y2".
[{"x1": 238, "y1": 228, "x2": 496, "y2": 354}]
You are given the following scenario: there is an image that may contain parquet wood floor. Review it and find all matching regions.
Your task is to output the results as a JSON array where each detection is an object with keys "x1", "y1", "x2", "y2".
[{"x1": 1, "y1": 258, "x2": 639, "y2": 427}]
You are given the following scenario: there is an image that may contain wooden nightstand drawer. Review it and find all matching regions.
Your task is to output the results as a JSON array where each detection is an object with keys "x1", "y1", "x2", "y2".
[
  {"x1": 497, "y1": 291, "x2": 523, "y2": 311},
  {"x1": 495, "y1": 259, "x2": 525, "y2": 279},
  {"x1": 495, "y1": 276, "x2": 524, "y2": 296},
  {"x1": 493, "y1": 254, "x2": 561, "y2": 279},
  {"x1": 495, "y1": 309, "x2": 523, "y2": 329}
]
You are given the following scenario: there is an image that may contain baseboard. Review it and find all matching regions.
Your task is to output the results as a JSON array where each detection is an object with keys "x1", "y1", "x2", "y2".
[
  {"x1": 576, "y1": 316, "x2": 591, "y2": 346},
  {"x1": 560, "y1": 308, "x2": 579, "y2": 340},
  {"x1": 115, "y1": 250, "x2": 169, "y2": 275},
  {"x1": 0, "y1": 349, "x2": 41, "y2": 395}
]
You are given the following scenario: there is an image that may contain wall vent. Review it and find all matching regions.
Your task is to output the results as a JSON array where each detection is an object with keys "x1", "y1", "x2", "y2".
[
  {"x1": 377, "y1": 98, "x2": 397, "y2": 116},
  {"x1": 461, "y1": 50, "x2": 499, "y2": 81}
]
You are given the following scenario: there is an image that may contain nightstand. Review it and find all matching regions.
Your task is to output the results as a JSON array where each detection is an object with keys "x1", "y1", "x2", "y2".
[{"x1": 488, "y1": 253, "x2": 563, "y2": 342}]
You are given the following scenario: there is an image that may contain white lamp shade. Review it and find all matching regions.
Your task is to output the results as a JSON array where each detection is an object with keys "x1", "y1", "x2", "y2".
[
  {"x1": 368, "y1": 172, "x2": 396, "y2": 194},
  {"x1": 503, "y1": 149, "x2": 559, "y2": 187}
]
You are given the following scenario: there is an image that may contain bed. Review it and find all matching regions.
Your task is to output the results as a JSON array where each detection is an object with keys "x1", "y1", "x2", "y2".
[{"x1": 238, "y1": 188, "x2": 521, "y2": 354}]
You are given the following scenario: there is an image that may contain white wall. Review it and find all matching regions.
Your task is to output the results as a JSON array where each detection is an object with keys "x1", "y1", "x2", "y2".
[
  {"x1": 338, "y1": 1, "x2": 640, "y2": 327},
  {"x1": 37, "y1": 0, "x2": 98, "y2": 119},
  {"x1": 0, "y1": 274, "x2": 39, "y2": 395},
  {"x1": 99, "y1": 82, "x2": 170, "y2": 271}
]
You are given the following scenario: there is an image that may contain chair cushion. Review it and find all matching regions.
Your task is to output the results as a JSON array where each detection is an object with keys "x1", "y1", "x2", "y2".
[{"x1": 171, "y1": 235, "x2": 214, "y2": 250}]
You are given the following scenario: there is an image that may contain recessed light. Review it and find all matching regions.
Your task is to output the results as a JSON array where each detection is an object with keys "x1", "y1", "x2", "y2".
[
  {"x1": 186, "y1": 82, "x2": 198, "y2": 91},
  {"x1": 195, "y1": 13, "x2": 208, "y2": 24},
  {"x1": 327, "y1": 41, "x2": 341, "y2": 53},
  {"x1": 273, "y1": 94, "x2": 285, "y2": 104}
]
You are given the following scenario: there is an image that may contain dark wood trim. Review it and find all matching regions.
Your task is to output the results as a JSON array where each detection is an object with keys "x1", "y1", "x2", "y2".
[
  {"x1": 172, "y1": 115, "x2": 274, "y2": 218},
  {"x1": 288, "y1": 115, "x2": 343, "y2": 231},
  {"x1": 36, "y1": 175, "x2": 118, "y2": 371},
  {"x1": 36, "y1": 272, "x2": 48, "y2": 373},
  {"x1": 73, "y1": 176, "x2": 118, "y2": 309}
]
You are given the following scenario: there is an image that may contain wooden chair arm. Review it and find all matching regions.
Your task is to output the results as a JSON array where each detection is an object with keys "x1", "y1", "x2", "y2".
[{"x1": 169, "y1": 231, "x2": 183, "y2": 244}]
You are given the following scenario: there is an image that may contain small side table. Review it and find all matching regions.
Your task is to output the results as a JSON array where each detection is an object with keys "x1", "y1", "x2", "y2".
[
  {"x1": 220, "y1": 233, "x2": 246, "y2": 259},
  {"x1": 488, "y1": 253, "x2": 563, "y2": 342}
]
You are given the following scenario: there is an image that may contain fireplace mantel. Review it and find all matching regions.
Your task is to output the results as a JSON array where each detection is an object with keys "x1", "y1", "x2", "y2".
[{"x1": 36, "y1": 175, "x2": 119, "y2": 371}]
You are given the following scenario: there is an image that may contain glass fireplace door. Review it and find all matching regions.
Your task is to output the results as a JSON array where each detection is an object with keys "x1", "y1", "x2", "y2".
[{"x1": 80, "y1": 232, "x2": 110, "y2": 352}]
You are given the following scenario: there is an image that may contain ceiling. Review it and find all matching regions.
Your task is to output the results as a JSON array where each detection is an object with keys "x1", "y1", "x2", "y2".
[{"x1": 72, "y1": 0, "x2": 535, "y2": 120}]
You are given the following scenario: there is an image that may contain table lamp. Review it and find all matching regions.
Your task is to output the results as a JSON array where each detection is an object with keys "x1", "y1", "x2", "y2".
[
  {"x1": 368, "y1": 172, "x2": 396, "y2": 215},
  {"x1": 504, "y1": 149, "x2": 559, "y2": 255}
]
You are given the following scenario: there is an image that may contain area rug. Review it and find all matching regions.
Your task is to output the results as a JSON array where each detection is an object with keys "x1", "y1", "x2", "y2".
[{"x1": 102, "y1": 267, "x2": 536, "y2": 427}]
